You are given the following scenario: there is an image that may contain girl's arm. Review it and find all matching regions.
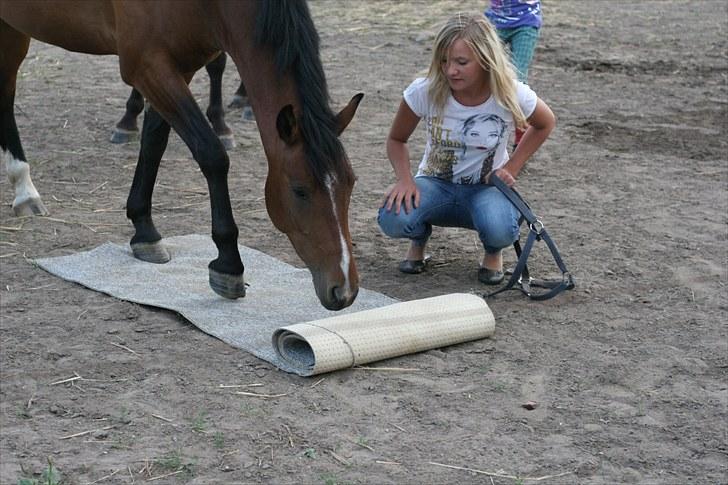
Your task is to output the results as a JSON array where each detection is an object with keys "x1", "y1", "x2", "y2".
[
  {"x1": 494, "y1": 97, "x2": 556, "y2": 187},
  {"x1": 383, "y1": 99, "x2": 421, "y2": 214}
]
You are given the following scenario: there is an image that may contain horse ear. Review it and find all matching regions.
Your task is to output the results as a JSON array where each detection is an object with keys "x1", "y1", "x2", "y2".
[
  {"x1": 276, "y1": 104, "x2": 299, "y2": 145},
  {"x1": 335, "y1": 93, "x2": 364, "y2": 136}
]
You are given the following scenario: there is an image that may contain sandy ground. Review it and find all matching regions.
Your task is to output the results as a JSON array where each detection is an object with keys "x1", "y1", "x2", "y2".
[{"x1": 1, "y1": 1, "x2": 727, "y2": 483}]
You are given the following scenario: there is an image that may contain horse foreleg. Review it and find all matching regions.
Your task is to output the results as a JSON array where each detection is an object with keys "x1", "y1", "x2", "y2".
[
  {"x1": 137, "y1": 67, "x2": 245, "y2": 299},
  {"x1": 126, "y1": 106, "x2": 171, "y2": 264},
  {"x1": 110, "y1": 87, "x2": 145, "y2": 144},
  {"x1": 204, "y1": 52, "x2": 235, "y2": 150},
  {"x1": 0, "y1": 20, "x2": 48, "y2": 216}
]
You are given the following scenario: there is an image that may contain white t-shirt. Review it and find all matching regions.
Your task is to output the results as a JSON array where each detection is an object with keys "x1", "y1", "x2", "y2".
[{"x1": 403, "y1": 77, "x2": 538, "y2": 184}]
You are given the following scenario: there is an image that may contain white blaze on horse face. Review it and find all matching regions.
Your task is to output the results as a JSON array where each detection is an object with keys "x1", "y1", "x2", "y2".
[
  {"x1": 325, "y1": 174, "x2": 353, "y2": 298},
  {"x1": 2, "y1": 150, "x2": 47, "y2": 216}
]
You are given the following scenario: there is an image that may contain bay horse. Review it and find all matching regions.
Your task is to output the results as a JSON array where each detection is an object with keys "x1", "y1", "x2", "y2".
[
  {"x1": 1, "y1": 0, "x2": 363, "y2": 310},
  {"x1": 111, "y1": 52, "x2": 250, "y2": 149}
]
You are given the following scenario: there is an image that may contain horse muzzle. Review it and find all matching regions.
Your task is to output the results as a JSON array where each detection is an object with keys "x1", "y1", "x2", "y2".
[{"x1": 311, "y1": 270, "x2": 358, "y2": 311}]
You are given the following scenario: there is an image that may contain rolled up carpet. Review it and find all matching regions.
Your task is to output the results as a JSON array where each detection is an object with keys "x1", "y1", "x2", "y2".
[{"x1": 273, "y1": 293, "x2": 495, "y2": 376}]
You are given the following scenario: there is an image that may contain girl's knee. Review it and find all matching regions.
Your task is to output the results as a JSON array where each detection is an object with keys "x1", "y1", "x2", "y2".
[
  {"x1": 378, "y1": 207, "x2": 410, "y2": 238},
  {"x1": 378, "y1": 206, "x2": 431, "y2": 241},
  {"x1": 476, "y1": 215, "x2": 520, "y2": 251},
  {"x1": 482, "y1": 229, "x2": 518, "y2": 252}
]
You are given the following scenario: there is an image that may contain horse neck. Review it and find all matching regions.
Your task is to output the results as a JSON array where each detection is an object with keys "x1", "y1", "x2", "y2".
[
  {"x1": 214, "y1": 2, "x2": 309, "y2": 167},
  {"x1": 226, "y1": 52, "x2": 298, "y2": 170}
]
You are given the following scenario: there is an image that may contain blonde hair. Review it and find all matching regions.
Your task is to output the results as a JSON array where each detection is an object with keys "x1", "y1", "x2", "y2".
[{"x1": 427, "y1": 13, "x2": 528, "y2": 128}]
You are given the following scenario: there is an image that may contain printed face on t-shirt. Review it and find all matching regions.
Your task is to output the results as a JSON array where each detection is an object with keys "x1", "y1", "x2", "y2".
[{"x1": 461, "y1": 113, "x2": 506, "y2": 159}]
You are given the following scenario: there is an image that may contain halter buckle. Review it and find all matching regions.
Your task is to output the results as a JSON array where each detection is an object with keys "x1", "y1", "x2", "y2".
[{"x1": 529, "y1": 219, "x2": 544, "y2": 235}]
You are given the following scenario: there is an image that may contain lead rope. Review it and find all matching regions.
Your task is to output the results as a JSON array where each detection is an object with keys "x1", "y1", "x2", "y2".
[{"x1": 484, "y1": 175, "x2": 575, "y2": 300}]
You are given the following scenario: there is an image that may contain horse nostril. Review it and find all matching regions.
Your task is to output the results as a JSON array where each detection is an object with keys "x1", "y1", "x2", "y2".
[
  {"x1": 331, "y1": 286, "x2": 344, "y2": 302},
  {"x1": 323, "y1": 285, "x2": 357, "y2": 311},
  {"x1": 321, "y1": 286, "x2": 344, "y2": 311},
  {"x1": 331, "y1": 285, "x2": 353, "y2": 304}
]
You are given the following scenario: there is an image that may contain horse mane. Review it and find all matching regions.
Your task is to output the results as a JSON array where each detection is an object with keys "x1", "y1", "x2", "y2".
[{"x1": 255, "y1": 0, "x2": 351, "y2": 187}]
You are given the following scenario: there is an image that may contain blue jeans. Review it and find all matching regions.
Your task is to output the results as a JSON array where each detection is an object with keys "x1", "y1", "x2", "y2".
[{"x1": 377, "y1": 176, "x2": 520, "y2": 254}]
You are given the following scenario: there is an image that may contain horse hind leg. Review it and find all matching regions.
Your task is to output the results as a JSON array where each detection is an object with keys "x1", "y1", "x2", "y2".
[
  {"x1": 228, "y1": 80, "x2": 248, "y2": 109},
  {"x1": 204, "y1": 53, "x2": 235, "y2": 150},
  {"x1": 228, "y1": 80, "x2": 255, "y2": 121},
  {"x1": 110, "y1": 87, "x2": 144, "y2": 144},
  {"x1": 126, "y1": 105, "x2": 172, "y2": 264},
  {"x1": 0, "y1": 20, "x2": 48, "y2": 216},
  {"x1": 2, "y1": 151, "x2": 48, "y2": 216}
]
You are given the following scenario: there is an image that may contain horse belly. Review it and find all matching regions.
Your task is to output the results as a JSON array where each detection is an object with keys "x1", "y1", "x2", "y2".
[{"x1": 0, "y1": 0, "x2": 117, "y2": 55}]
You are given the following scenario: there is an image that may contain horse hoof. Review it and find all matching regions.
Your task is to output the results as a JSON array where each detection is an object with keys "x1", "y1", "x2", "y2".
[
  {"x1": 131, "y1": 240, "x2": 171, "y2": 264},
  {"x1": 209, "y1": 268, "x2": 246, "y2": 299},
  {"x1": 13, "y1": 197, "x2": 49, "y2": 217},
  {"x1": 110, "y1": 128, "x2": 138, "y2": 144},
  {"x1": 241, "y1": 107, "x2": 256, "y2": 122},
  {"x1": 218, "y1": 134, "x2": 236, "y2": 150},
  {"x1": 228, "y1": 95, "x2": 248, "y2": 110}
]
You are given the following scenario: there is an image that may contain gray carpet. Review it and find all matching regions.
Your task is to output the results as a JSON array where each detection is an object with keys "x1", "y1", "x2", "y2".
[{"x1": 36, "y1": 234, "x2": 397, "y2": 375}]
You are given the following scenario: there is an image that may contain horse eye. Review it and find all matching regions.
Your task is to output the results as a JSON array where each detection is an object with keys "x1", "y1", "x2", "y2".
[{"x1": 291, "y1": 186, "x2": 309, "y2": 201}]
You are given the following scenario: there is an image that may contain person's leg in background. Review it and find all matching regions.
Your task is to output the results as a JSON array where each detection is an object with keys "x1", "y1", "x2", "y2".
[
  {"x1": 497, "y1": 26, "x2": 541, "y2": 148},
  {"x1": 508, "y1": 26, "x2": 540, "y2": 84}
]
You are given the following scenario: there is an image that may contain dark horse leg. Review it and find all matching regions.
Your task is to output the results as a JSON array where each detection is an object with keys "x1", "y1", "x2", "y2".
[
  {"x1": 129, "y1": 62, "x2": 244, "y2": 299},
  {"x1": 228, "y1": 81, "x2": 248, "y2": 109},
  {"x1": 204, "y1": 52, "x2": 234, "y2": 150},
  {"x1": 227, "y1": 81, "x2": 255, "y2": 121},
  {"x1": 110, "y1": 87, "x2": 144, "y2": 143},
  {"x1": 126, "y1": 105, "x2": 172, "y2": 264},
  {"x1": 0, "y1": 19, "x2": 48, "y2": 216}
]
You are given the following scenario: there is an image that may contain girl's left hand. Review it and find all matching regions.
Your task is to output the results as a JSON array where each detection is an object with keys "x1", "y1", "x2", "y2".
[{"x1": 487, "y1": 168, "x2": 516, "y2": 187}]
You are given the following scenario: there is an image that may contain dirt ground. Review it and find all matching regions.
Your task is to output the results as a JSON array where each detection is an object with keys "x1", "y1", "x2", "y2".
[{"x1": 1, "y1": 1, "x2": 726, "y2": 483}]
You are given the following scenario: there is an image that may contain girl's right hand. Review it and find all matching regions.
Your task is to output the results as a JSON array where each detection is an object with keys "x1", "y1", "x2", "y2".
[{"x1": 382, "y1": 179, "x2": 420, "y2": 215}]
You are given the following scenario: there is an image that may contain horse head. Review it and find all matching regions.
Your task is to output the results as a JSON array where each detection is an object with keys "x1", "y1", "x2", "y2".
[{"x1": 264, "y1": 93, "x2": 363, "y2": 311}]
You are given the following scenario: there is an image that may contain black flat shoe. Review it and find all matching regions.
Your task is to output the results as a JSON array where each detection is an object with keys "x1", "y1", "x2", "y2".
[
  {"x1": 478, "y1": 267, "x2": 505, "y2": 285},
  {"x1": 399, "y1": 259, "x2": 426, "y2": 274}
]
